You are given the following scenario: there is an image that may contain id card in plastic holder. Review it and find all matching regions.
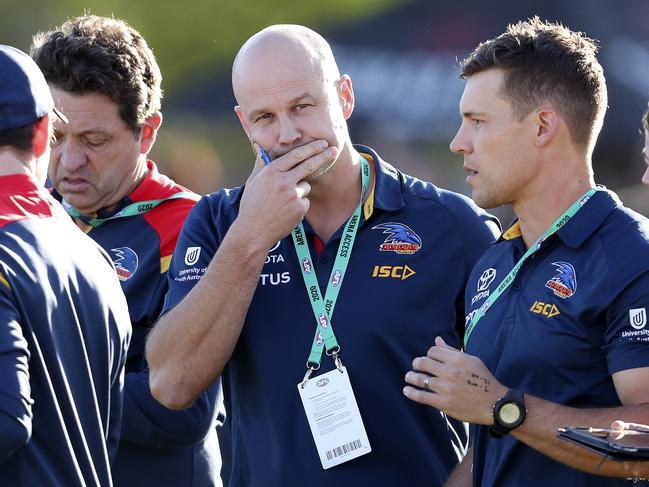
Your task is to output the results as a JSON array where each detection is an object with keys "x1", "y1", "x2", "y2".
[{"x1": 297, "y1": 366, "x2": 371, "y2": 469}]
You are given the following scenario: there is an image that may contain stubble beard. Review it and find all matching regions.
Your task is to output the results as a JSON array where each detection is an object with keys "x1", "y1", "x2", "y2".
[{"x1": 472, "y1": 181, "x2": 509, "y2": 210}]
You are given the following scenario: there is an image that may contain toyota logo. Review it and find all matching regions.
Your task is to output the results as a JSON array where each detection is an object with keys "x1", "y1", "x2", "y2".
[{"x1": 477, "y1": 268, "x2": 497, "y2": 292}]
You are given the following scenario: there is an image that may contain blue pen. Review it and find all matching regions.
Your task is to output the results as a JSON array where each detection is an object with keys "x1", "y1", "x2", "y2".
[{"x1": 259, "y1": 148, "x2": 272, "y2": 165}]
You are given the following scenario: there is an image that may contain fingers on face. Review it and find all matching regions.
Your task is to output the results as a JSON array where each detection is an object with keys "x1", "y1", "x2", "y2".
[
  {"x1": 271, "y1": 140, "x2": 337, "y2": 178},
  {"x1": 252, "y1": 143, "x2": 264, "y2": 167},
  {"x1": 293, "y1": 146, "x2": 338, "y2": 182},
  {"x1": 295, "y1": 180, "x2": 311, "y2": 199},
  {"x1": 247, "y1": 162, "x2": 264, "y2": 184},
  {"x1": 282, "y1": 140, "x2": 327, "y2": 166},
  {"x1": 247, "y1": 144, "x2": 265, "y2": 182}
]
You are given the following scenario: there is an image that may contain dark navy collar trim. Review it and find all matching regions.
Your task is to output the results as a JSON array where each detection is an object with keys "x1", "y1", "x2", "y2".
[
  {"x1": 555, "y1": 188, "x2": 620, "y2": 248},
  {"x1": 496, "y1": 189, "x2": 619, "y2": 249}
]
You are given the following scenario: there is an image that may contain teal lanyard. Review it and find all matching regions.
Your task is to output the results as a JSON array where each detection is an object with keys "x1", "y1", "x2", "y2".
[
  {"x1": 63, "y1": 192, "x2": 198, "y2": 227},
  {"x1": 464, "y1": 188, "x2": 600, "y2": 345},
  {"x1": 293, "y1": 156, "x2": 370, "y2": 378}
]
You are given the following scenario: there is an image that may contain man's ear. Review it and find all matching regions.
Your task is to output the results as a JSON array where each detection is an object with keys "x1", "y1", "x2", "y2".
[
  {"x1": 535, "y1": 106, "x2": 560, "y2": 147},
  {"x1": 140, "y1": 111, "x2": 163, "y2": 155},
  {"x1": 32, "y1": 115, "x2": 51, "y2": 158},
  {"x1": 337, "y1": 74, "x2": 355, "y2": 120},
  {"x1": 234, "y1": 106, "x2": 251, "y2": 138}
]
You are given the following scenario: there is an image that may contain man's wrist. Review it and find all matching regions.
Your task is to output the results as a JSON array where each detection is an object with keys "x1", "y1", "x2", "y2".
[
  {"x1": 489, "y1": 388, "x2": 527, "y2": 438},
  {"x1": 224, "y1": 219, "x2": 277, "y2": 266}
]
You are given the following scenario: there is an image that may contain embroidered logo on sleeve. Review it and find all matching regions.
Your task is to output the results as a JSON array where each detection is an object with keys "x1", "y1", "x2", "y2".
[
  {"x1": 184, "y1": 246, "x2": 202, "y2": 266},
  {"x1": 110, "y1": 247, "x2": 139, "y2": 281},
  {"x1": 175, "y1": 247, "x2": 208, "y2": 283},
  {"x1": 630, "y1": 308, "x2": 647, "y2": 330}
]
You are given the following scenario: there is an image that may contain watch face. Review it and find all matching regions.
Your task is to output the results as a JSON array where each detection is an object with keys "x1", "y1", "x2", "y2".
[{"x1": 499, "y1": 402, "x2": 522, "y2": 426}]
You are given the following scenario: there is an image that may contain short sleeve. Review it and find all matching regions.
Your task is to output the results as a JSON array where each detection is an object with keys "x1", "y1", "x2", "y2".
[
  {"x1": 162, "y1": 196, "x2": 221, "y2": 314},
  {"x1": 603, "y1": 271, "x2": 649, "y2": 374}
]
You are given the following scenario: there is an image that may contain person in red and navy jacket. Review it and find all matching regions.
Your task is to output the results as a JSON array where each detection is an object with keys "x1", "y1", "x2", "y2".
[
  {"x1": 0, "y1": 44, "x2": 131, "y2": 486},
  {"x1": 32, "y1": 15, "x2": 223, "y2": 487}
]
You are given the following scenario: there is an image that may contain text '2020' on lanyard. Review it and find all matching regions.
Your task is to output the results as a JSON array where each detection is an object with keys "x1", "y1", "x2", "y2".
[
  {"x1": 63, "y1": 191, "x2": 198, "y2": 228},
  {"x1": 463, "y1": 188, "x2": 600, "y2": 346},
  {"x1": 291, "y1": 156, "x2": 371, "y2": 386},
  {"x1": 291, "y1": 155, "x2": 373, "y2": 469}
]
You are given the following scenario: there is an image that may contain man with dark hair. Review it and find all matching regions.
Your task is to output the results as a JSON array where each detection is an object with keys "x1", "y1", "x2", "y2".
[
  {"x1": 0, "y1": 44, "x2": 131, "y2": 486},
  {"x1": 404, "y1": 17, "x2": 649, "y2": 485},
  {"x1": 31, "y1": 15, "x2": 222, "y2": 487},
  {"x1": 146, "y1": 24, "x2": 499, "y2": 486}
]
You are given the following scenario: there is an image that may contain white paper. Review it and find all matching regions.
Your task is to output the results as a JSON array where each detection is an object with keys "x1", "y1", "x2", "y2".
[{"x1": 297, "y1": 366, "x2": 372, "y2": 469}]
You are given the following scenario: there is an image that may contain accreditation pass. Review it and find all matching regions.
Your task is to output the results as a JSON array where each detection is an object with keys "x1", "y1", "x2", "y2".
[{"x1": 297, "y1": 366, "x2": 371, "y2": 469}]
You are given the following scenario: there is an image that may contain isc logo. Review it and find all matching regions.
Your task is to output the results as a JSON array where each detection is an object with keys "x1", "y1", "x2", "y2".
[
  {"x1": 529, "y1": 301, "x2": 560, "y2": 318},
  {"x1": 371, "y1": 265, "x2": 416, "y2": 280}
]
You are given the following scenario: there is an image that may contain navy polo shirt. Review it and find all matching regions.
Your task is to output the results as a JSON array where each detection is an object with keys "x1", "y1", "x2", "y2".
[
  {"x1": 163, "y1": 145, "x2": 500, "y2": 486},
  {"x1": 465, "y1": 189, "x2": 649, "y2": 487},
  {"x1": 0, "y1": 174, "x2": 131, "y2": 486}
]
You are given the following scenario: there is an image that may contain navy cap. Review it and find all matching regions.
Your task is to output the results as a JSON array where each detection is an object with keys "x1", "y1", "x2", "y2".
[{"x1": 0, "y1": 44, "x2": 67, "y2": 130}]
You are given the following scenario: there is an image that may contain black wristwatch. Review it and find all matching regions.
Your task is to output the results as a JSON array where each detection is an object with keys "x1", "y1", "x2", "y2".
[{"x1": 490, "y1": 388, "x2": 527, "y2": 438}]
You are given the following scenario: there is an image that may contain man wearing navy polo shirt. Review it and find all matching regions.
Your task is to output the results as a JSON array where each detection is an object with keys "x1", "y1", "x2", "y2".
[
  {"x1": 404, "y1": 17, "x2": 649, "y2": 485},
  {"x1": 147, "y1": 24, "x2": 499, "y2": 486},
  {"x1": 0, "y1": 45, "x2": 131, "y2": 485}
]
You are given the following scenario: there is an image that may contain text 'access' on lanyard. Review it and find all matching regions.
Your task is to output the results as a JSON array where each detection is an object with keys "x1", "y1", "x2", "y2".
[
  {"x1": 464, "y1": 188, "x2": 600, "y2": 346},
  {"x1": 63, "y1": 192, "x2": 199, "y2": 227},
  {"x1": 293, "y1": 156, "x2": 371, "y2": 388}
]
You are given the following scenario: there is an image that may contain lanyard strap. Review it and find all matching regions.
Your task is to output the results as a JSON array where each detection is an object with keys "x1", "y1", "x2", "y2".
[
  {"x1": 63, "y1": 191, "x2": 199, "y2": 227},
  {"x1": 292, "y1": 156, "x2": 371, "y2": 370},
  {"x1": 464, "y1": 188, "x2": 600, "y2": 345}
]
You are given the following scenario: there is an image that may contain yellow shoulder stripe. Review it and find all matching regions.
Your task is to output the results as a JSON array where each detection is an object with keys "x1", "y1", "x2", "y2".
[
  {"x1": 160, "y1": 255, "x2": 172, "y2": 273},
  {"x1": 360, "y1": 153, "x2": 375, "y2": 220}
]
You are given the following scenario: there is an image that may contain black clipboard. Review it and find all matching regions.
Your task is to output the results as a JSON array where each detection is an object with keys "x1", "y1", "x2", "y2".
[{"x1": 558, "y1": 427, "x2": 649, "y2": 460}]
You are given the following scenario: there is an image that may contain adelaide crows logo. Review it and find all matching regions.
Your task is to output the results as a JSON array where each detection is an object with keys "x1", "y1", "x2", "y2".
[
  {"x1": 110, "y1": 247, "x2": 139, "y2": 282},
  {"x1": 545, "y1": 261, "x2": 576, "y2": 299},
  {"x1": 372, "y1": 222, "x2": 422, "y2": 254}
]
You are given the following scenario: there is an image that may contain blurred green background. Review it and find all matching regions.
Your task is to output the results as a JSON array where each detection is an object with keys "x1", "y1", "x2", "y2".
[{"x1": 5, "y1": 0, "x2": 649, "y2": 221}]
